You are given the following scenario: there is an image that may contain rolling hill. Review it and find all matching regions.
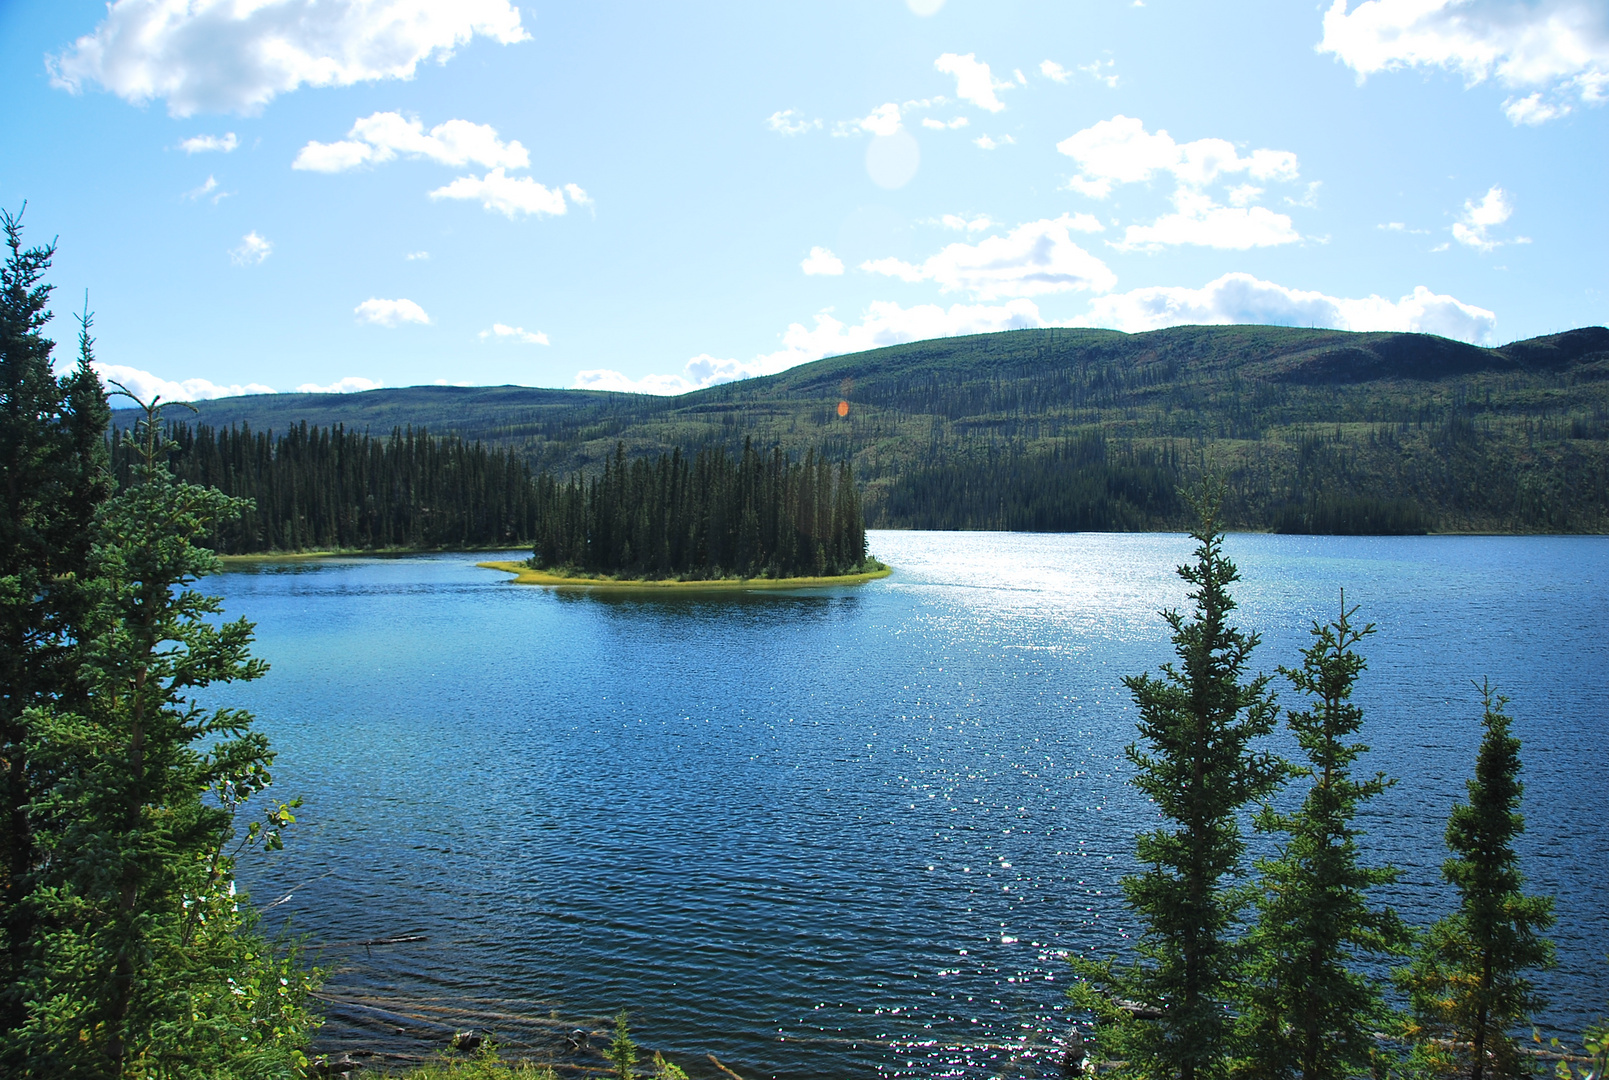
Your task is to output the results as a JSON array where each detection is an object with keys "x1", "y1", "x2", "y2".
[{"x1": 115, "y1": 324, "x2": 1609, "y2": 534}]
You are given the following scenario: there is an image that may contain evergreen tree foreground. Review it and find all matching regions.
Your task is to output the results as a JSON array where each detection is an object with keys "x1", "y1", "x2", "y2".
[
  {"x1": 1398, "y1": 683, "x2": 1556, "y2": 1080},
  {"x1": 1, "y1": 209, "x2": 318, "y2": 1078},
  {"x1": 1072, "y1": 482, "x2": 1286, "y2": 1080}
]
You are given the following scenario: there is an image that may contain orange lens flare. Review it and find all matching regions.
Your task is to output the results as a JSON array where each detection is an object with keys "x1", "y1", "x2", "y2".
[{"x1": 837, "y1": 400, "x2": 850, "y2": 417}]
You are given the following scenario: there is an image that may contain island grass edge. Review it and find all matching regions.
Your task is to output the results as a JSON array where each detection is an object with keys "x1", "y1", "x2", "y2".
[{"x1": 476, "y1": 559, "x2": 892, "y2": 589}]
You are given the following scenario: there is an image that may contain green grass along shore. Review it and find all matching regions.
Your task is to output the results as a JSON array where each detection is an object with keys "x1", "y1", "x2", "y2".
[{"x1": 477, "y1": 559, "x2": 892, "y2": 589}]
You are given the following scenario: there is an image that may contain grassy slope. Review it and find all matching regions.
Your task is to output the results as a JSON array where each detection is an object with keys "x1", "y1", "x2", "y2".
[{"x1": 120, "y1": 324, "x2": 1609, "y2": 532}]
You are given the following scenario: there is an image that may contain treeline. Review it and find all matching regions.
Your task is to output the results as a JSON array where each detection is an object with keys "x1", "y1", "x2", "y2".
[
  {"x1": 869, "y1": 435, "x2": 1182, "y2": 531},
  {"x1": 530, "y1": 440, "x2": 870, "y2": 579},
  {"x1": 109, "y1": 420, "x2": 546, "y2": 553}
]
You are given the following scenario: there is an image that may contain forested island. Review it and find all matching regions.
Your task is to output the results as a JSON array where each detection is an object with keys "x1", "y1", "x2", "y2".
[{"x1": 520, "y1": 440, "x2": 873, "y2": 580}]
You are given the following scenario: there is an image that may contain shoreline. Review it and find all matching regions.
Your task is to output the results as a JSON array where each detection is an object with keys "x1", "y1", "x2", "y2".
[
  {"x1": 217, "y1": 545, "x2": 529, "y2": 564},
  {"x1": 477, "y1": 559, "x2": 893, "y2": 589}
]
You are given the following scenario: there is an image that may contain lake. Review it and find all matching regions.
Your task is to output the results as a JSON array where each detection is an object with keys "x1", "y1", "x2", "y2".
[{"x1": 216, "y1": 531, "x2": 1609, "y2": 1079}]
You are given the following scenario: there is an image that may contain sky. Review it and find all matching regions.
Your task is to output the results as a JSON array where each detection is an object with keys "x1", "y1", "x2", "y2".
[{"x1": 1, "y1": 0, "x2": 1606, "y2": 400}]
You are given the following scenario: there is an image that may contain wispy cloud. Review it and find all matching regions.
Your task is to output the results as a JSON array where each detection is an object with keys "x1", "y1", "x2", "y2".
[
  {"x1": 296, "y1": 376, "x2": 384, "y2": 393},
  {"x1": 179, "y1": 132, "x2": 237, "y2": 153},
  {"x1": 1079, "y1": 60, "x2": 1120, "y2": 88},
  {"x1": 860, "y1": 215, "x2": 1116, "y2": 299},
  {"x1": 479, "y1": 323, "x2": 549, "y2": 344},
  {"x1": 1451, "y1": 185, "x2": 1515, "y2": 251},
  {"x1": 229, "y1": 231, "x2": 272, "y2": 265},
  {"x1": 766, "y1": 109, "x2": 821, "y2": 135}
]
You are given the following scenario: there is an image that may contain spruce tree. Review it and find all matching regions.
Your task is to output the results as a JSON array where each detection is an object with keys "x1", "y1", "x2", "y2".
[
  {"x1": 1072, "y1": 484, "x2": 1285, "y2": 1080},
  {"x1": 0, "y1": 208, "x2": 113, "y2": 1054},
  {"x1": 1238, "y1": 597, "x2": 1410, "y2": 1080},
  {"x1": 1398, "y1": 682, "x2": 1555, "y2": 1080},
  {"x1": 6, "y1": 393, "x2": 318, "y2": 1077}
]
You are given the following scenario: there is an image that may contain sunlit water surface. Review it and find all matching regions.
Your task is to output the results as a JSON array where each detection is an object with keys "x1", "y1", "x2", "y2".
[{"x1": 216, "y1": 531, "x2": 1609, "y2": 1078}]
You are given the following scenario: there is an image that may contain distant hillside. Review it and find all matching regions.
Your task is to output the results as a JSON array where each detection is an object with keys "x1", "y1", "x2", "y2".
[{"x1": 114, "y1": 324, "x2": 1609, "y2": 534}]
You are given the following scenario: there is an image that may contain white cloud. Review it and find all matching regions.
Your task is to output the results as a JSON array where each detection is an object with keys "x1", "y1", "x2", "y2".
[
  {"x1": 184, "y1": 175, "x2": 219, "y2": 200},
  {"x1": 1319, "y1": 0, "x2": 1609, "y2": 122},
  {"x1": 180, "y1": 131, "x2": 237, "y2": 153},
  {"x1": 294, "y1": 111, "x2": 528, "y2": 172},
  {"x1": 1041, "y1": 59, "x2": 1072, "y2": 83},
  {"x1": 973, "y1": 134, "x2": 1016, "y2": 150},
  {"x1": 296, "y1": 376, "x2": 384, "y2": 393},
  {"x1": 1451, "y1": 185, "x2": 1514, "y2": 251},
  {"x1": 921, "y1": 116, "x2": 970, "y2": 129},
  {"x1": 767, "y1": 109, "x2": 820, "y2": 135},
  {"x1": 849, "y1": 102, "x2": 902, "y2": 137},
  {"x1": 1116, "y1": 189, "x2": 1302, "y2": 251},
  {"x1": 1285, "y1": 180, "x2": 1324, "y2": 208},
  {"x1": 940, "y1": 214, "x2": 996, "y2": 232},
  {"x1": 1228, "y1": 184, "x2": 1264, "y2": 206},
  {"x1": 50, "y1": 0, "x2": 524, "y2": 117},
  {"x1": 406, "y1": 250, "x2": 429, "y2": 260},
  {"x1": 49, "y1": 0, "x2": 528, "y2": 117},
  {"x1": 935, "y1": 53, "x2": 1010, "y2": 112},
  {"x1": 355, "y1": 297, "x2": 429, "y2": 326},
  {"x1": 1057, "y1": 115, "x2": 1299, "y2": 198},
  {"x1": 479, "y1": 323, "x2": 549, "y2": 344},
  {"x1": 1069, "y1": 271, "x2": 1497, "y2": 343},
  {"x1": 563, "y1": 183, "x2": 592, "y2": 207},
  {"x1": 860, "y1": 215, "x2": 1117, "y2": 300},
  {"x1": 229, "y1": 231, "x2": 272, "y2": 265},
  {"x1": 801, "y1": 247, "x2": 845, "y2": 276},
  {"x1": 1502, "y1": 91, "x2": 1572, "y2": 123},
  {"x1": 1079, "y1": 60, "x2": 1121, "y2": 88},
  {"x1": 573, "y1": 298, "x2": 1052, "y2": 395},
  {"x1": 97, "y1": 362, "x2": 275, "y2": 402},
  {"x1": 429, "y1": 168, "x2": 569, "y2": 218}
]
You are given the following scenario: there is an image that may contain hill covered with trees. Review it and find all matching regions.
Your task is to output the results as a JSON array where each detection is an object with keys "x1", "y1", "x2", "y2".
[{"x1": 124, "y1": 323, "x2": 1609, "y2": 534}]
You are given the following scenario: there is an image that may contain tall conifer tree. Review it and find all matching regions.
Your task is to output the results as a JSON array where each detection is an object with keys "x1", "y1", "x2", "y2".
[
  {"x1": 0, "y1": 208, "x2": 112, "y2": 1052},
  {"x1": 1073, "y1": 483, "x2": 1285, "y2": 1080},
  {"x1": 10, "y1": 393, "x2": 316, "y2": 1078},
  {"x1": 1398, "y1": 683, "x2": 1555, "y2": 1080},
  {"x1": 1238, "y1": 598, "x2": 1410, "y2": 1080}
]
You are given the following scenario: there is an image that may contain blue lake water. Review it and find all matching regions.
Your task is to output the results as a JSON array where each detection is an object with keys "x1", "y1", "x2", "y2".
[{"x1": 215, "y1": 531, "x2": 1609, "y2": 1078}]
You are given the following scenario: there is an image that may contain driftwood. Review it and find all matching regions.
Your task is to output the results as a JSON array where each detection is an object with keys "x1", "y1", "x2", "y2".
[{"x1": 708, "y1": 1053, "x2": 748, "y2": 1079}]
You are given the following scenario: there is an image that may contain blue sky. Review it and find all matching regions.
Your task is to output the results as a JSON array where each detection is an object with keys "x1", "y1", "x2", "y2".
[{"x1": 1, "y1": 0, "x2": 1606, "y2": 399}]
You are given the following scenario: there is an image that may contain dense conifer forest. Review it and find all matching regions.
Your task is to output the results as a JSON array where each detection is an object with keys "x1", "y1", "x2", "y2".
[
  {"x1": 109, "y1": 421, "x2": 544, "y2": 553},
  {"x1": 110, "y1": 421, "x2": 870, "y2": 575},
  {"x1": 150, "y1": 323, "x2": 1609, "y2": 535},
  {"x1": 527, "y1": 439, "x2": 869, "y2": 578}
]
